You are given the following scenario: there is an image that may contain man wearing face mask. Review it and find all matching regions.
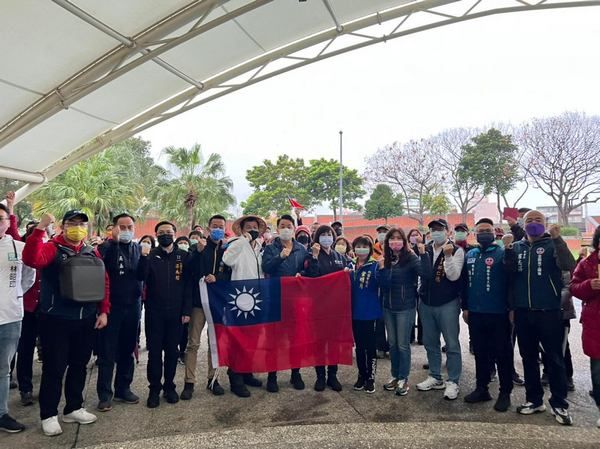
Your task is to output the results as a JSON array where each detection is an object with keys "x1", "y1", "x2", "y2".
[
  {"x1": 137, "y1": 221, "x2": 191, "y2": 409},
  {"x1": 222, "y1": 215, "x2": 267, "y2": 397},
  {"x1": 461, "y1": 218, "x2": 514, "y2": 412},
  {"x1": 262, "y1": 214, "x2": 311, "y2": 392},
  {"x1": 454, "y1": 223, "x2": 474, "y2": 252},
  {"x1": 505, "y1": 208, "x2": 531, "y2": 243},
  {"x1": 416, "y1": 218, "x2": 464, "y2": 401},
  {"x1": 22, "y1": 211, "x2": 110, "y2": 436},
  {"x1": 181, "y1": 215, "x2": 230, "y2": 400},
  {"x1": 95, "y1": 213, "x2": 142, "y2": 412},
  {"x1": 504, "y1": 210, "x2": 576, "y2": 425},
  {"x1": 331, "y1": 221, "x2": 344, "y2": 238},
  {"x1": 373, "y1": 225, "x2": 389, "y2": 260}
]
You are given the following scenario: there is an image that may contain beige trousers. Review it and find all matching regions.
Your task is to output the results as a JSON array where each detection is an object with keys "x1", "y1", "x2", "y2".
[{"x1": 184, "y1": 307, "x2": 215, "y2": 384}]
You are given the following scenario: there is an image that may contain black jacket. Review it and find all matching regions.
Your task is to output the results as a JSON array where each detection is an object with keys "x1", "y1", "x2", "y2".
[
  {"x1": 262, "y1": 238, "x2": 310, "y2": 277},
  {"x1": 305, "y1": 248, "x2": 348, "y2": 277},
  {"x1": 186, "y1": 238, "x2": 231, "y2": 308},
  {"x1": 137, "y1": 246, "x2": 192, "y2": 316},
  {"x1": 102, "y1": 240, "x2": 142, "y2": 306}
]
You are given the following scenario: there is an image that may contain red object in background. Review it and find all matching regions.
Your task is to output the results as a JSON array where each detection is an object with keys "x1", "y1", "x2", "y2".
[
  {"x1": 202, "y1": 271, "x2": 353, "y2": 373},
  {"x1": 288, "y1": 196, "x2": 305, "y2": 210},
  {"x1": 503, "y1": 207, "x2": 519, "y2": 221}
]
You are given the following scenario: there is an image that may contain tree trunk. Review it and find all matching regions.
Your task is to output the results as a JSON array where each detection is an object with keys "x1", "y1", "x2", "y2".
[
  {"x1": 496, "y1": 191, "x2": 503, "y2": 219},
  {"x1": 187, "y1": 205, "x2": 194, "y2": 232},
  {"x1": 559, "y1": 207, "x2": 570, "y2": 226}
]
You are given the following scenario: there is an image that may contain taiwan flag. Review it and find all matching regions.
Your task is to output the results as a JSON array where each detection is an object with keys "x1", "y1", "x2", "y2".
[{"x1": 200, "y1": 271, "x2": 353, "y2": 373}]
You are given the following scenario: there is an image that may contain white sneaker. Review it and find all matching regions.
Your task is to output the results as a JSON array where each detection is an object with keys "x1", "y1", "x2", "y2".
[
  {"x1": 443, "y1": 381, "x2": 460, "y2": 400},
  {"x1": 416, "y1": 376, "x2": 445, "y2": 391},
  {"x1": 63, "y1": 408, "x2": 97, "y2": 425},
  {"x1": 42, "y1": 416, "x2": 63, "y2": 436}
]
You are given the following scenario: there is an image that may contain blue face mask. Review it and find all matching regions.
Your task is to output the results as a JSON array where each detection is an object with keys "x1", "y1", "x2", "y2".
[
  {"x1": 118, "y1": 230, "x2": 133, "y2": 243},
  {"x1": 319, "y1": 235, "x2": 334, "y2": 248},
  {"x1": 210, "y1": 228, "x2": 225, "y2": 241},
  {"x1": 431, "y1": 231, "x2": 447, "y2": 245}
]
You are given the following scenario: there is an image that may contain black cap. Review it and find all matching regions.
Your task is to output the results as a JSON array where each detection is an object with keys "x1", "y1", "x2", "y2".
[
  {"x1": 476, "y1": 218, "x2": 495, "y2": 227},
  {"x1": 427, "y1": 218, "x2": 448, "y2": 230},
  {"x1": 331, "y1": 221, "x2": 342, "y2": 227},
  {"x1": 454, "y1": 223, "x2": 469, "y2": 232},
  {"x1": 376, "y1": 225, "x2": 390, "y2": 232},
  {"x1": 62, "y1": 210, "x2": 89, "y2": 223}
]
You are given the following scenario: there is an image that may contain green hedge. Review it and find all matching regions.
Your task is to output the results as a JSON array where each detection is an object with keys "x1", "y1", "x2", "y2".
[{"x1": 560, "y1": 226, "x2": 580, "y2": 237}]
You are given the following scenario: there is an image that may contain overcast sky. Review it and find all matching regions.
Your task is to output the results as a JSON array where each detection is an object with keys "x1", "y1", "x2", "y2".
[{"x1": 139, "y1": 6, "x2": 600, "y2": 216}]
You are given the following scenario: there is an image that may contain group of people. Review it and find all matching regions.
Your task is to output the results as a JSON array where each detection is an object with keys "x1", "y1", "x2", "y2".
[{"x1": 1, "y1": 191, "x2": 600, "y2": 437}]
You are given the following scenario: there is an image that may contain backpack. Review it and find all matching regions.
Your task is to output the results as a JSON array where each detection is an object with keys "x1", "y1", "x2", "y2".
[{"x1": 56, "y1": 244, "x2": 105, "y2": 303}]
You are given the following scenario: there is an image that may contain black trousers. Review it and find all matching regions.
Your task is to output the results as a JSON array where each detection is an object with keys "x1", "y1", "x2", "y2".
[
  {"x1": 17, "y1": 311, "x2": 39, "y2": 393},
  {"x1": 352, "y1": 319, "x2": 377, "y2": 380},
  {"x1": 38, "y1": 314, "x2": 95, "y2": 420},
  {"x1": 515, "y1": 309, "x2": 568, "y2": 409},
  {"x1": 542, "y1": 320, "x2": 573, "y2": 379},
  {"x1": 315, "y1": 365, "x2": 338, "y2": 378},
  {"x1": 468, "y1": 312, "x2": 513, "y2": 395},
  {"x1": 375, "y1": 317, "x2": 389, "y2": 352},
  {"x1": 145, "y1": 311, "x2": 182, "y2": 393},
  {"x1": 96, "y1": 301, "x2": 141, "y2": 401}
]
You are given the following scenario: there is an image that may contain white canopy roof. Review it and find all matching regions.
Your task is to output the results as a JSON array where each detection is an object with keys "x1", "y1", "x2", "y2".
[{"x1": 2, "y1": 0, "x2": 599, "y2": 201}]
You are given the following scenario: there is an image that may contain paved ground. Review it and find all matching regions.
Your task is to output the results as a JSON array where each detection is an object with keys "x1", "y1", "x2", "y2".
[{"x1": 3, "y1": 303, "x2": 599, "y2": 449}]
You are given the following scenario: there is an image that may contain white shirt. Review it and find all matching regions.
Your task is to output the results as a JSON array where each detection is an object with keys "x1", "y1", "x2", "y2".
[
  {"x1": 222, "y1": 236, "x2": 264, "y2": 281},
  {"x1": 432, "y1": 240, "x2": 464, "y2": 282},
  {"x1": 0, "y1": 235, "x2": 35, "y2": 326}
]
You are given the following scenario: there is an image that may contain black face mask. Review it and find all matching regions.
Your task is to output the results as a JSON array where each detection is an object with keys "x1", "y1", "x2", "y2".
[
  {"x1": 297, "y1": 235, "x2": 310, "y2": 246},
  {"x1": 248, "y1": 230, "x2": 260, "y2": 241},
  {"x1": 334, "y1": 227, "x2": 343, "y2": 237},
  {"x1": 476, "y1": 233, "x2": 495, "y2": 248},
  {"x1": 157, "y1": 234, "x2": 174, "y2": 248}
]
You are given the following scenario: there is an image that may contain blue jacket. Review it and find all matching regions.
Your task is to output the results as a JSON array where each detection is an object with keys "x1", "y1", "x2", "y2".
[
  {"x1": 377, "y1": 253, "x2": 431, "y2": 311},
  {"x1": 262, "y1": 238, "x2": 310, "y2": 277},
  {"x1": 504, "y1": 235, "x2": 576, "y2": 310},
  {"x1": 351, "y1": 259, "x2": 382, "y2": 320},
  {"x1": 462, "y1": 244, "x2": 508, "y2": 314}
]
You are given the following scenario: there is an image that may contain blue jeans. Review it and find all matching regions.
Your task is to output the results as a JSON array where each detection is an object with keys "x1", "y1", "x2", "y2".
[
  {"x1": 384, "y1": 308, "x2": 416, "y2": 381},
  {"x1": 419, "y1": 299, "x2": 462, "y2": 383},
  {"x1": 0, "y1": 321, "x2": 22, "y2": 416}
]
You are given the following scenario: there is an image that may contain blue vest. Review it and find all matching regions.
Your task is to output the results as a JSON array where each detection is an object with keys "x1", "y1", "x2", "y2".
[{"x1": 464, "y1": 245, "x2": 508, "y2": 314}]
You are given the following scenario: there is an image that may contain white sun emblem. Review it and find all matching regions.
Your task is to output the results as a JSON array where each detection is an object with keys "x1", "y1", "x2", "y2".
[{"x1": 228, "y1": 286, "x2": 262, "y2": 319}]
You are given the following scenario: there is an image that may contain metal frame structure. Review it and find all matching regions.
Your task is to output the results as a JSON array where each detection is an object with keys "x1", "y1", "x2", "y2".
[{"x1": 3, "y1": 0, "x2": 600, "y2": 203}]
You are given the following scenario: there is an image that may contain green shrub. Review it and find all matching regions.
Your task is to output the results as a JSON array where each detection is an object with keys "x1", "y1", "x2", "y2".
[{"x1": 560, "y1": 226, "x2": 579, "y2": 237}]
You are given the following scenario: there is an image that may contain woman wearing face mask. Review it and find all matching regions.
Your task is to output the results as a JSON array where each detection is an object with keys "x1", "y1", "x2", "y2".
[
  {"x1": 350, "y1": 237, "x2": 382, "y2": 394},
  {"x1": 306, "y1": 225, "x2": 350, "y2": 392},
  {"x1": 377, "y1": 228, "x2": 431, "y2": 396},
  {"x1": 175, "y1": 237, "x2": 191, "y2": 256},
  {"x1": 294, "y1": 225, "x2": 312, "y2": 250},
  {"x1": 335, "y1": 236, "x2": 354, "y2": 265}
]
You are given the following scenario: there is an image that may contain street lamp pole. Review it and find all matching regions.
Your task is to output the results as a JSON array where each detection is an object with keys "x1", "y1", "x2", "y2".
[{"x1": 339, "y1": 130, "x2": 343, "y2": 224}]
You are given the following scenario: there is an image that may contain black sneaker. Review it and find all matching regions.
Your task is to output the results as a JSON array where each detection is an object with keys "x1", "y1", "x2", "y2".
[
  {"x1": 207, "y1": 379, "x2": 225, "y2": 396},
  {"x1": 97, "y1": 399, "x2": 113, "y2": 412},
  {"x1": 243, "y1": 374, "x2": 263, "y2": 388},
  {"x1": 266, "y1": 377, "x2": 279, "y2": 393},
  {"x1": 353, "y1": 375, "x2": 365, "y2": 391},
  {"x1": 327, "y1": 376, "x2": 343, "y2": 392},
  {"x1": 147, "y1": 392, "x2": 160, "y2": 409},
  {"x1": 290, "y1": 373, "x2": 305, "y2": 390},
  {"x1": 364, "y1": 380, "x2": 376, "y2": 394},
  {"x1": 0, "y1": 414, "x2": 25, "y2": 433},
  {"x1": 464, "y1": 388, "x2": 492, "y2": 403},
  {"x1": 314, "y1": 377, "x2": 326, "y2": 392},
  {"x1": 567, "y1": 378, "x2": 575, "y2": 392},
  {"x1": 494, "y1": 393, "x2": 511, "y2": 412},
  {"x1": 180, "y1": 383, "x2": 194, "y2": 401},
  {"x1": 114, "y1": 390, "x2": 139, "y2": 404},
  {"x1": 512, "y1": 372, "x2": 525, "y2": 386},
  {"x1": 550, "y1": 405, "x2": 573, "y2": 425},
  {"x1": 230, "y1": 383, "x2": 251, "y2": 398},
  {"x1": 164, "y1": 389, "x2": 179, "y2": 404},
  {"x1": 20, "y1": 391, "x2": 34, "y2": 407}
]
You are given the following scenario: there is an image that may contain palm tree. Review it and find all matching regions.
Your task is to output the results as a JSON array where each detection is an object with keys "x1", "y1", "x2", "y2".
[
  {"x1": 155, "y1": 144, "x2": 235, "y2": 231},
  {"x1": 32, "y1": 151, "x2": 140, "y2": 234}
]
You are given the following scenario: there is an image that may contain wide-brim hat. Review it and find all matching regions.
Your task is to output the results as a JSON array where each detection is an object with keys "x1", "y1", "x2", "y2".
[{"x1": 231, "y1": 215, "x2": 267, "y2": 236}]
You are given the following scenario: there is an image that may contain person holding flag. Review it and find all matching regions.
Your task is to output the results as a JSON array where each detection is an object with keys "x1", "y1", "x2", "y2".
[{"x1": 262, "y1": 214, "x2": 311, "y2": 392}]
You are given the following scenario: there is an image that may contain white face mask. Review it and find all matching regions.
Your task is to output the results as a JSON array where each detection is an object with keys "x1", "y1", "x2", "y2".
[
  {"x1": 140, "y1": 242, "x2": 152, "y2": 251},
  {"x1": 279, "y1": 228, "x2": 293, "y2": 241},
  {"x1": 377, "y1": 232, "x2": 387, "y2": 243}
]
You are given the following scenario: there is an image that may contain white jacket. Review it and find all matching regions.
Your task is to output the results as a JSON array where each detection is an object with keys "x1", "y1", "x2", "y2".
[
  {"x1": 222, "y1": 236, "x2": 263, "y2": 281},
  {"x1": 0, "y1": 235, "x2": 35, "y2": 326}
]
